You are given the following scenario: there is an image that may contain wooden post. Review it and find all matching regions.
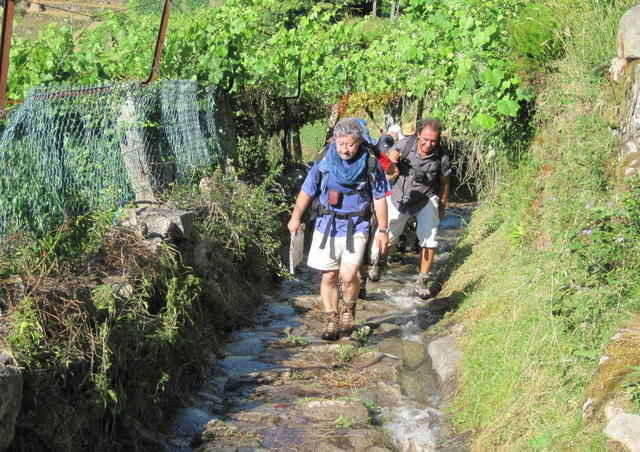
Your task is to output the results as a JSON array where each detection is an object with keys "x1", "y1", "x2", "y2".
[
  {"x1": 143, "y1": 0, "x2": 172, "y2": 85},
  {"x1": 118, "y1": 97, "x2": 157, "y2": 203},
  {"x1": 0, "y1": 0, "x2": 16, "y2": 115}
]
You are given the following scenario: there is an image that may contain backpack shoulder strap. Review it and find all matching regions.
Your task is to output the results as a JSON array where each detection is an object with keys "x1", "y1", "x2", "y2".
[
  {"x1": 399, "y1": 135, "x2": 417, "y2": 160},
  {"x1": 315, "y1": 144, "x2": 331, "y2": 194},
  {"x1": 366, "y1": 149, "x2": 378, "y2": 178}
]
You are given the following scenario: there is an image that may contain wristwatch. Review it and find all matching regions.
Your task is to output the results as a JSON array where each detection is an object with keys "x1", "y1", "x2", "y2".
[{"x1": 377, "y1": 228, "x2": 389, "y2": 234}]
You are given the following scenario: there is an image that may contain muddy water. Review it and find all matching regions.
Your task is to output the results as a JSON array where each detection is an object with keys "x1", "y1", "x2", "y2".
[{"x1": 166, "y1": 205, "x2": 473, "y2": 452}]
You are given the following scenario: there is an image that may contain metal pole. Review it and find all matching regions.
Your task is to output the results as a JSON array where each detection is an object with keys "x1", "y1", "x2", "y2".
[
  {"x1": 0, "y1": 0, "x2": 16, "y2": 114},
  {"x1": 143, "y1": 0, "x2": 172, "y2": 85}
]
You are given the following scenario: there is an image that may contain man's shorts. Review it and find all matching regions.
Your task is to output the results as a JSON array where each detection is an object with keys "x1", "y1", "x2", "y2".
[
  {"x1": 307, "y1": 230, "x2": 368, "y2": 271},
  {"x1": 370, "y1": 196, "x2": 439, "y2": 262}
]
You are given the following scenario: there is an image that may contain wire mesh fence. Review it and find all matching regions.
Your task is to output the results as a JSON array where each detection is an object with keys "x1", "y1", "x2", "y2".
[{"x1": 0, "y1": 80, "x2": 226, "y2": 237}]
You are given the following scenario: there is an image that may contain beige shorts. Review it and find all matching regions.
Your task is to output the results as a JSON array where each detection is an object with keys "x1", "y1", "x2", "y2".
[
  {"x1": 307, "y1": 230, "x2": 368, "y2": 271},
  {"x1": 370, "y1": 196, "x2": 440, "y2": 262}
]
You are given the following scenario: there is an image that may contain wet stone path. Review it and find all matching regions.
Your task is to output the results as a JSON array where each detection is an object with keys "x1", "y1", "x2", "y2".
[{"x1": 167, "y1": 204, "x2": 474, "y2": 452}]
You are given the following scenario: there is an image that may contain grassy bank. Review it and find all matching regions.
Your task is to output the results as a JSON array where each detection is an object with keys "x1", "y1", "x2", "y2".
[
  {"x1": 0, "y1": 171, "x2": 287, "y2": 451},
  {"x1": 441, "y1": 0, "x2": 640, "y2": 449}
]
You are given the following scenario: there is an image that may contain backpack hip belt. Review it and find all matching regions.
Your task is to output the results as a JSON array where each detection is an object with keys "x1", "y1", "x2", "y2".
[{"x1": 318, "y1": 206, "x2": 371, "y2": 254}]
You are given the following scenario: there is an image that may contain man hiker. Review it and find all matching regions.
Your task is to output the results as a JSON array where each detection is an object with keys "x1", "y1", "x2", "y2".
[
  {"x1": 368, "y1": 118, "x2": 451, "y2": 299},
  {"x1": 288, "y1": 118, "x2": 390, "y2": 340}
]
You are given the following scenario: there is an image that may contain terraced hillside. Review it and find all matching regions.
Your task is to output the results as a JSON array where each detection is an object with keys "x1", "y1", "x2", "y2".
[{"x1": 10, "y1": 0, "x2": 128, "y2": 39}]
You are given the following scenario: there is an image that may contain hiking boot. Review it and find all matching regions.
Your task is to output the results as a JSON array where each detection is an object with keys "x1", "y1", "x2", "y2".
[
  {"x1": 359, "y1": 277, "x2": 368, "y2": 299},
  {"x1": 321, "y1": 312, "x2": 340, "y2": 341},
  {"x1": 388, "y1": 252, "x2": 403, "y2": 264},
  {"x1": 339, "y1": 301, "x2": 357, "y2": 336}
]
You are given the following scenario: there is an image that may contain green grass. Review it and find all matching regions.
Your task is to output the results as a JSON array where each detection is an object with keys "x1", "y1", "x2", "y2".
[
  {"x1": 442, "y1": 1, "x2": 640, "y2": 449},
  {"x1": 300, "y1": 120, "x2": 327, "y2": 162}
]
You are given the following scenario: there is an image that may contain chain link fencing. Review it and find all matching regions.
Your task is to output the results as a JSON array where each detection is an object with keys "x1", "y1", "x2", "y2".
[{"x1": 0, "y1": 80, "x2": 227, "y2": 237}]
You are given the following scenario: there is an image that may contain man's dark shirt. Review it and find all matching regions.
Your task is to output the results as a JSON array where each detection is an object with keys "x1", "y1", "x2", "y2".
[{"x1": 390, "y1": 136, "x2": 452, "y2": 215}]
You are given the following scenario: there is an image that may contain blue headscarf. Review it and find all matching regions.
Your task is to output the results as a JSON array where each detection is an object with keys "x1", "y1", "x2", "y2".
[{"x1": 318, "y1": 142, "x2": 368, "y2": 186}]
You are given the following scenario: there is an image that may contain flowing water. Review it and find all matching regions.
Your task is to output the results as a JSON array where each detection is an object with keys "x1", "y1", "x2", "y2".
[{"x1": 165, "y1": 204, "x2": 474, "y2": 452}]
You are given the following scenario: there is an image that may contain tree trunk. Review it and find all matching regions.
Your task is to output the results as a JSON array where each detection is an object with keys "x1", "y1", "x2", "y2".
[
  {"x1": 416, "y1": 95, "x2": 426, "y2": 121},
  {"x1": 391, "y1": 0, "x2": 399, "y2": 18},
  {"x1": 383, "y1": 96, "x2": 403, "y2": 131},
  {"x1": 324, "y1": 101, "x2": 341, "y2": 143},
  {"x1": 292, "y1": 126, "x2": 303, "y2": 162},
  {"x1": 281, "y1": 128, "x2": 292, "y2": 166},
  {"x1": 213, "y1": 89, "x2": 238, "y2": 172},
  {"x1": 371, "y1": 0, "x2": 377, "y2": 17}
]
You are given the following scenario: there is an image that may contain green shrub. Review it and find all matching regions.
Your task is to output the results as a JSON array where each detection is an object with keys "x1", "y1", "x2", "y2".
[{"x1": 507, "y1": 3, "x2": 564, "y2": 71}]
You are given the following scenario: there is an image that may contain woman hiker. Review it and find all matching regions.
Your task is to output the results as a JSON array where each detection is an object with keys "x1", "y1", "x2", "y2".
[{"x1": 287, "y1": 118, "x2": 390, "y2": 340}]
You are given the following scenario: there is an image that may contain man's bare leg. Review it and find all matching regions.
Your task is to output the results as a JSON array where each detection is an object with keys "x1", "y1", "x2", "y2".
[{"x1": 419, "y1": 247, "x2": 436, "y2": 274}]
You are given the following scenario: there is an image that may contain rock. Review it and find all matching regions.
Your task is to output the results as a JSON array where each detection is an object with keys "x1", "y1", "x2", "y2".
[
  {"x1": 302, "y1": 399, "x2": 369, "y2": 424},
  {"x1": 290, "y1": 295, "x2": 320, "y2": 311},
  {"x1": 135, "y1": 207, "x2": 195, "y2": 240},
  {"x1": 26, "y1": 2, "x2": 46, "y2": 13},
  {"x1": 121, "y1": 207, "x2": 195, "y2": 241},
  {"x1": 610, "y1": 5, "x2": 640, "y2": 81},
  {"x1": 233, "y1": 411, "x2": 281, "y2": 426},
  {"x1": 369, "y1": 382, "x2": 404, "y2": 408},
  {"x1": 402, "y1": 341, "x2": 426, "y2": 370},
  {"x1": 385, "y1": 406, "x2": 442, "y2": 452},
  {"x1": 352, "y1": 351, "x2": 386, "y2": 370},
  {"x1": 225, "y1": 337, "x2": 265, "y2": 356},
  {"x1": 347, "y1": 429, "x2": 387, "y2": 451},
  {"x1": 0, "y1": 354, "x2": 23, "y2": 452},
  {"x1": 102, "y1": 276, "x2": 135, "y2": 299},
  {"x1": 192, "y1": 240, "x2": 216, "y2": 274},
  {"x1": 582, "y1": 398, "x2": 594, "y2": 419},
  {"x1": 604, "y1": 413, "x2": 640, "y2": 451},
  {"x1": 619, "y1": 138, "x2": 640, "y2": 181},
  {"x1": 377, "y1": 337, "x2": 404, "y2": 358},
  {"x1": 197, "y1": 419, "x2": 261, "y2": 449},
  {"x1": 585, "y1": 317, "x2": 640, "y2": 418},
  {"x1": 427, "y1": 335, "x2": 461, "y2": 387},
  {"x1": 197, "y1": 392, "x2": 224, "y2": 405},
  {"x1": 172, "y1": 407, "x2": 215, "y2": 437},
  {"x1": 376, "y1": 322, "x2": 400, "y2": 334},
  {"x1": 199, "y1": 177, "x2": 215, "y2": 195},
  {"x1": 309, "y1": 441, "x2": 349, "y2": 452}
]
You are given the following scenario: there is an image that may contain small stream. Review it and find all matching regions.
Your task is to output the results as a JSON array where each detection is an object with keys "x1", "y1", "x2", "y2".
[{"x1": 165, "y1": 205, "x2": 473, "y2": 452}]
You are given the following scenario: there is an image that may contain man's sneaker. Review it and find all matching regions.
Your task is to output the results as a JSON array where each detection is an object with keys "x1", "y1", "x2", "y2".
[
  {"x1": 412, "y1": 272, "x2": 435, "y2": 300},
  {"x1": 368, "y1": 256, "x2": 388, "y2": 282},
  {"x1": 397, "y1": 234, "x2": 407, "y2": 253},
  {"x1": 368, "y1": 264, "x2": 381, "y2": 282}
]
